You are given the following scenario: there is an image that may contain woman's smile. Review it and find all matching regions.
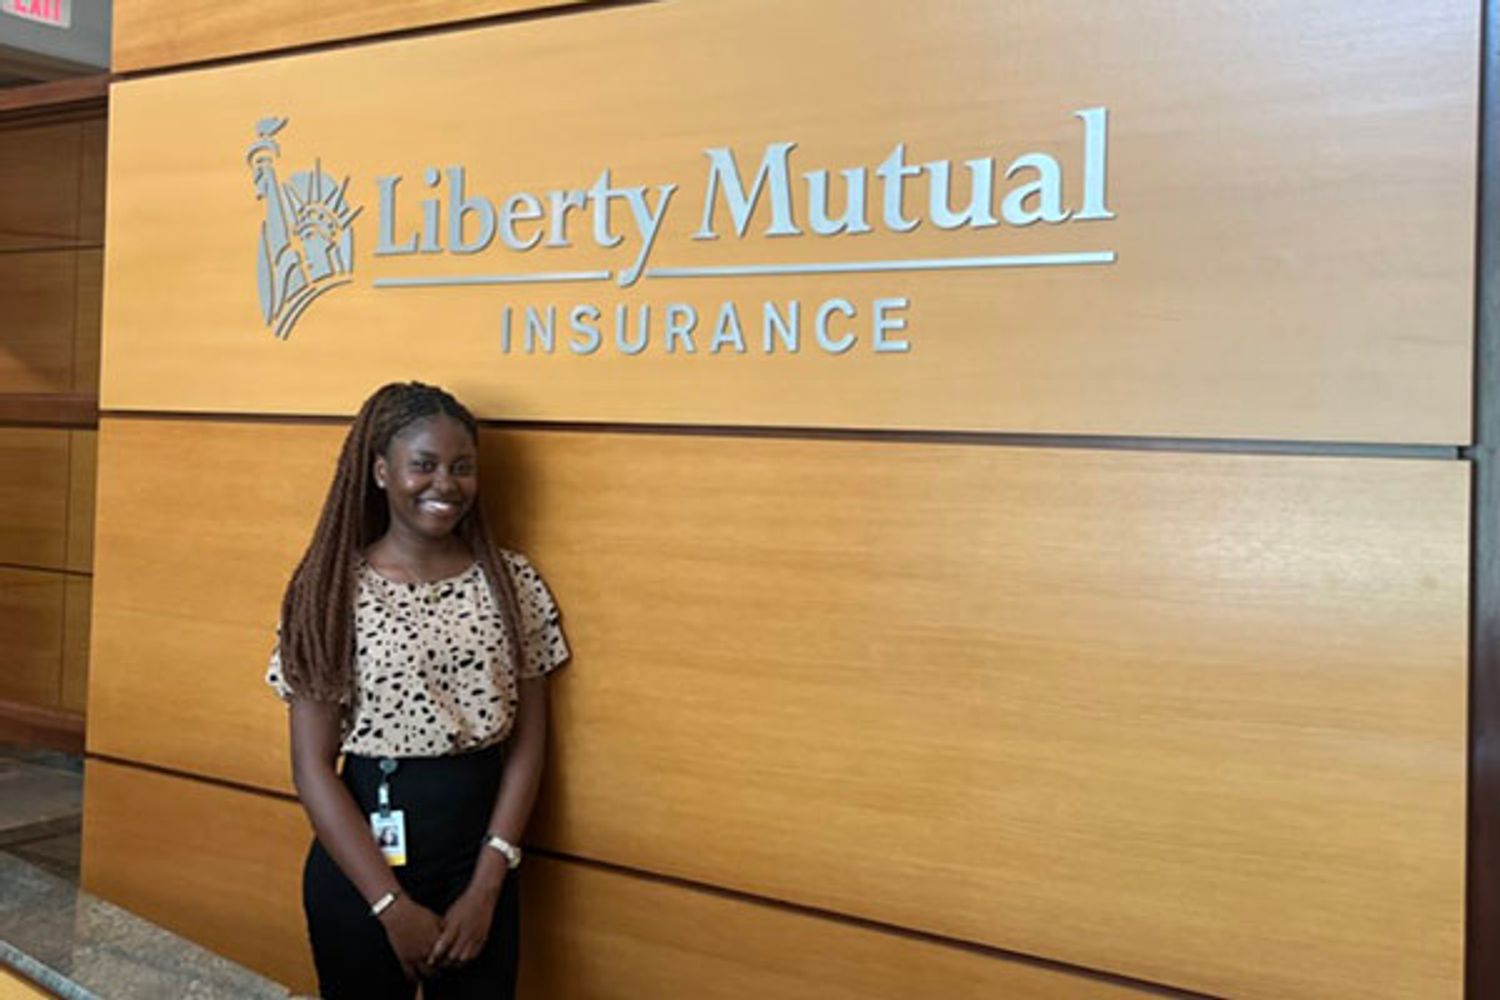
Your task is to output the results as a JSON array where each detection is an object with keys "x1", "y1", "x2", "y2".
[{"x1": 418, "y1": 497, "x2": 462, "y2": 515}]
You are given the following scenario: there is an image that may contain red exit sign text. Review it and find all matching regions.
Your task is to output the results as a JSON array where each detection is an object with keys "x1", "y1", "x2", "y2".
[{"x1": 1, "y1": 0, "x2": 71, "y2": 29}]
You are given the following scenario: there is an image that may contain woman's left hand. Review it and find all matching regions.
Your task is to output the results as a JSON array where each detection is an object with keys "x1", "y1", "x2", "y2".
[{"x1": 429, "y1": 881, "x2": 501, "y2": 969}]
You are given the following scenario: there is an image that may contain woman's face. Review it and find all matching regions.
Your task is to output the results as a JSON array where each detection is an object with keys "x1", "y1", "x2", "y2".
[{"x1": 372, "y1": 414, "x2": 479, "y2": 541}]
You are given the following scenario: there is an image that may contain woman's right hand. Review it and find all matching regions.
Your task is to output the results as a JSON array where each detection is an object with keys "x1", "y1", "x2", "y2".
[{"x1": 377, "y1": 896, "x2": 445, "y2": 981}]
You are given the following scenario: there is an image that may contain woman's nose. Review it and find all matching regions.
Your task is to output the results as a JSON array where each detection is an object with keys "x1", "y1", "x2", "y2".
[{"x1": 430, "y1": 466, "x2": 460, "y2": 493}]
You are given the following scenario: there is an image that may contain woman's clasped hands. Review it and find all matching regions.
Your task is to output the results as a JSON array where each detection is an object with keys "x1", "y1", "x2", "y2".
[
  {"x1": 430, "y1": 881, "x2": 502, "y2": 969},
  {"x1": 375, "y1": 881, "x2": 502, "y2": 981}
]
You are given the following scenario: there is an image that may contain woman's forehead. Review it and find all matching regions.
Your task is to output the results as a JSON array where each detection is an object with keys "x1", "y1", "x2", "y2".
[{"x1": 389, "y1": 414, "x2": 475, "y2": 452}]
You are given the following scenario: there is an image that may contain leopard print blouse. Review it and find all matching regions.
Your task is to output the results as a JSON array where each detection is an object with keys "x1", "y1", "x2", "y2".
[{"x1": 266, "y1": 550, "x2": 569, "y2": 757}]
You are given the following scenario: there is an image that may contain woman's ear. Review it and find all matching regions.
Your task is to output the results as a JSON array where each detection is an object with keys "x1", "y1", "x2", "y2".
[{"x1": 372, "y1": 454, "x2": 388, "y2": 490}]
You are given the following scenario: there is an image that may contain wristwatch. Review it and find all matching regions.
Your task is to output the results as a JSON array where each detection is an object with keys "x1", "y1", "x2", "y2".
[{"x1": 484, "y1": 834, "x2": 522, "y2": 869}]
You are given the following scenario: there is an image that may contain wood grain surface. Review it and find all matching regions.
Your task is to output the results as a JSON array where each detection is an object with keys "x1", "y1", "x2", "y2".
[
  {"x1": 0, "y1": 966, "x2": 55, "y2": 1000},
  {"x1": 0, "y1": 251, "x2": 78, "y2": 395},
  {"x1": 100, "y1": 0, "x2": 1476, "y2": 442},
  {"x1": 0, "y1": 395, "x2": 97, "y2": 428},
  {"x1": 0, "y1": 428, "x2": 70, "y2": 569},
  {"x1": 0, "y1": 699, "x2": 82, "y2": 753},
  {"x1": 80, "y1": 758, "x2": 316, "y2": 993},
  {"x1": 79, "y1": 756, "x2": 1174, "y2": 999},
  {"x1": 0, "y1": 76, "x2": 108, "y2": 119},
  {"x1": 111, "y1": 0, "x2": 586, "y2": 72},
  {"x1": 0, "y1": 567, "x2": 65, "y2": 706},
  {"x1": 86, "y1": 417, "x2": 1468, "y2": 999},
  {"x1": 518, "y1": 856, "x2": 1179, "y2": 999},
  {"x1": 71, "y1": 250, "x2": 102, "y2": 393},
  {"x1": 76, "y1": 118, "x2": 106, "y2": 246},
  {"x1": 0, "y1": 118, "x2": 82, "y2": 250},
  {"x1": 65, "y1": 429, "x2": 96, "y2": 573},
  {"x1": 61, "y1": 576, "x2": 89, "y2": 714},
  {"x1": 88, "y1": 421, "x2": 344, "y2": 787}
]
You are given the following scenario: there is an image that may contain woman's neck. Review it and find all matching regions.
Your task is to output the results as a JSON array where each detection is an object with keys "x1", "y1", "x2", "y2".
[{"x1": 364, "y1": 529, "x2": 473, "y2": 582}]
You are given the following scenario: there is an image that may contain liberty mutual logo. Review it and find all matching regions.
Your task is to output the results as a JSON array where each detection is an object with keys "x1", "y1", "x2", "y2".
[
  {"x1": 235, "y1": 108, "x2": 1115, "y2": 353},
  {"x1": 246, "y1": 117, "x2": 361, "y2": 339}
]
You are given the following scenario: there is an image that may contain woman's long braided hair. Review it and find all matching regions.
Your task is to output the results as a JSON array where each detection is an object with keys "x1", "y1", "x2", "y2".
[{"x1": 276, "y1": 381, "x2": 525, "y2": 702}]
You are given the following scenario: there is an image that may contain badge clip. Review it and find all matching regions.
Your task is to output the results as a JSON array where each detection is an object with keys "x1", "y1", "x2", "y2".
[
  {"x1": 377, "y1": 758, "x2": 397, "y2": 819},
  {"x1": 371, "y1": 758, "x2": 406, "y2": 866}
]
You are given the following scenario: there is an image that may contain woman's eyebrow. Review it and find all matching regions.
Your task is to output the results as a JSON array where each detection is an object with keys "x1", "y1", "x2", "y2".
[{"x1": 408, "y1": 448, "x2": 475, "y2": 459}]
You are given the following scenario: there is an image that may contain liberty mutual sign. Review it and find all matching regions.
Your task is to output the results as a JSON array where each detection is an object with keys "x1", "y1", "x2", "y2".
[{"x1": 250, "y1": 108, "x2": 1116, "y2": 352}]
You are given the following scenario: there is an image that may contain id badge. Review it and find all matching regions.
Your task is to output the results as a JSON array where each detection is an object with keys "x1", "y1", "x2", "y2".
[{"x1": 370, "y1": 809, "x2": 408, "y2": 867}]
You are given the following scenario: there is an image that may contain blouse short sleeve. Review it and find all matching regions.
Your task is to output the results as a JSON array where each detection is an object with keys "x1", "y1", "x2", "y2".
[
  {"x1": 265, "y1": 639, "x2": 294, "y2": 701},
  {"x1": 502, "y1": 551, "x2": 571, "y2": 680}
]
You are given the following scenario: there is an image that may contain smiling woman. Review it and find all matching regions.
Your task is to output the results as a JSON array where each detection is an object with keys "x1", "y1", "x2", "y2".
[
  {"x1": 372, "y1": 415, "x2": 478, "y2": 541},
  {"x1": 263, "y1": 381, "x2": 569, "y2": 1000}
]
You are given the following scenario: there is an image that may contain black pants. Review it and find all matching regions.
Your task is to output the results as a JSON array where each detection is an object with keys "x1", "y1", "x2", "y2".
[{"x1": 303, "y1": 744, "x2": 519, "y2": 1000}]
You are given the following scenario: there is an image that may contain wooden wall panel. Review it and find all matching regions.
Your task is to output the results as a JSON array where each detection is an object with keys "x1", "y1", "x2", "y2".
[
  {"x1": 60, "y1": 577, "x2": 89, "y2": 714},
  {"x1": 65, "y1": 430, "x2": 96, "y2": 572},
  {"x1": 0, "y1": 428, "x2": 70, "y2": 569},
  {"x1": 80, "y1": 759, "x2": 315, "y2": 993},
  {"x1": 518, "y1": 857, "x2": 1166, "y2": 1000},
  {"x1": 87, "y1": 420, "x2": 340, "y2": 785},
  {"x1": 0, "y1": 120, "x2": 81, "y2": 250},
  {"x1": 0, "y1": 251, "x2": 77, "y2": 395},
  {"x1": 87, "y1": 417, "x2": 1467, "y2": 999},
  {"x1": 0, "y1": 967, "x2": 54, "y2": 1000},
  {"x1": 111, "y1": 0, "x2": 586, "y2": 73},
  {"x1": 100, "y1": 0, "x2": 1476, "y2": 443},
  {"x1": 0, "y1": 700, "x2": 82, "y2": 753},
  {"x1": 77, "y1": 119, "x2": 106, "y2": 245},
  {"x1": 80, "y1": 759, "x2": 1165, "y2": 999},
  {"x1": 0, "y1": 567, "x2": 64, "y2": 706},
  {"x1": 71, "y1": 250, "x2": 102, "y2": 395}
]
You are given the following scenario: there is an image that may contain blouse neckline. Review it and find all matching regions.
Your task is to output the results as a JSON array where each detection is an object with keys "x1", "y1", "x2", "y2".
[{"x1": 358, "y1": 556, "x2": 481, "y2": 588}]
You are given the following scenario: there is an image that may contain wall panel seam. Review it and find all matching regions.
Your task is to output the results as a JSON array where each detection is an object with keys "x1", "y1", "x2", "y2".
[
  {"x1": 0, "y1": 563, "x2": 90, "y2": 579},
  {"x1": 0, "y1": 245, "x2": 104, "y2": 256},
  {"x1": 88, "y1": 751, "x2": 1222, "y2": 999},
  {"x1": 95, "y1": 410, "x2": 1465, "y2": 461},
  {"x1": 1468, "y1": 0, "x2": 1499, "y2": 996}
]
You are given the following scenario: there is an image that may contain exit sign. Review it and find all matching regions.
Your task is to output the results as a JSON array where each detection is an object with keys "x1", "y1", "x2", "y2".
[{"x1": 1, "y1": 0, "x2": 70, "y2": 29}]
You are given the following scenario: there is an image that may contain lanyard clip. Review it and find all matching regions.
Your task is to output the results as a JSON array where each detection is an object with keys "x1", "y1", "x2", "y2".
[{"x1": 377, "y1": 758, "x2": 397, "y2": 818}]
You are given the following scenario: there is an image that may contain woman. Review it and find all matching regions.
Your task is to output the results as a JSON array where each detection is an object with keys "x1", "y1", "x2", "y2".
[{"x1": 266, "y1": 382, "x2": 568, "y2": 999}]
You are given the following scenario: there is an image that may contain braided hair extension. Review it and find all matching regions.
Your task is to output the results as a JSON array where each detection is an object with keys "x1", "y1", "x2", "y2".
[{"x1": 276, "y1": 382, "x2": 526, "y2": 702}]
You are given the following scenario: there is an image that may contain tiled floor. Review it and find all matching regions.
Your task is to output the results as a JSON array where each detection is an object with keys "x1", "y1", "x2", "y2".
[{"x1": 0, "y1": 745, "x2": 83, "y2": 883}]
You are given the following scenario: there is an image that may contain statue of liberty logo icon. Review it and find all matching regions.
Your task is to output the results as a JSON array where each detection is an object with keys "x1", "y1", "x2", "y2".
[{"x1": 246, "y1": 117, "x2": 361, "y2": 339}]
